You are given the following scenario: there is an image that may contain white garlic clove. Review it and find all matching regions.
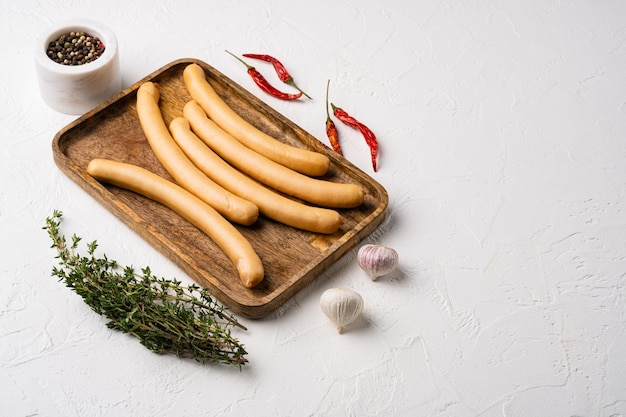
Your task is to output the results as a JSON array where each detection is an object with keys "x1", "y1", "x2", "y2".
[
  {"x1": 320, "y1": 288, "x2": 364, "y2": 334},
  {"x1": 357, "y1": 244, "x2": 399, "y2": 281}
]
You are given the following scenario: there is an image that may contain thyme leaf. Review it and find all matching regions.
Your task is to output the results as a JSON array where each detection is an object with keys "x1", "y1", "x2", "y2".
[{"x1": 44, "y1": 210, "x2": 248, "y2": 366}]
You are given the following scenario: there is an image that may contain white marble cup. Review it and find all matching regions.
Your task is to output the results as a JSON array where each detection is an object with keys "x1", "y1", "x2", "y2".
[{"x1": 34, "y1": 19, "x2": 122, "y2": 115}]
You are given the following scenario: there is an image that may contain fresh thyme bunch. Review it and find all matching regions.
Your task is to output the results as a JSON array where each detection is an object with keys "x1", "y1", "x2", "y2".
[{"x1": 44, "y1": 210, "x2": 248, "y2": 366}]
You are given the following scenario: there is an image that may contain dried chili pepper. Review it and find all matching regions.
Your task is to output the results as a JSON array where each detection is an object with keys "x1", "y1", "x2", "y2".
[
  {"x1": 331, "y1": 103, "x2": 379, "y2": 172},
  {"x1": 243, "y1": 53, "x2": 312, "y2": 99},
  {"x1": 225, "y1": 50, "x2": 302, "y2": 101},
  {"x1": 324, "y1": 80, "x2": 342, "y2": 155}
]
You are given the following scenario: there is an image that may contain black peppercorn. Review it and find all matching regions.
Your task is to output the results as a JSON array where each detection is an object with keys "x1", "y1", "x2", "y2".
[{"x1": 46, "y1": 31, "x2": 105, "y2": 65}]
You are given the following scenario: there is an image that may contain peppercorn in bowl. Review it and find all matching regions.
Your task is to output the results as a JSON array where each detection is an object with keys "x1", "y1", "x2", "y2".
[{"x1": 34, "y1": 19, "x2": 122, "y2": 115}]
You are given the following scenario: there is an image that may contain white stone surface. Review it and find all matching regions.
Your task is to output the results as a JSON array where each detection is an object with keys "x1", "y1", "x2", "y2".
[{"x1": 2, "y1": 1, "x2": 625, "y2": 416}]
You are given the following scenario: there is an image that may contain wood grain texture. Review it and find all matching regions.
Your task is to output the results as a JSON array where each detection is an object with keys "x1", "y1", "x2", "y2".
[{"x1": 51, "y1": 58, "x2": 388, "y2": 318}]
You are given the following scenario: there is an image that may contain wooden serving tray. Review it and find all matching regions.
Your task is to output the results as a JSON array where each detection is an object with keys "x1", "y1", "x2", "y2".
[{"x1": 52, "y1": 58, "x2": 388, "y2": 319}]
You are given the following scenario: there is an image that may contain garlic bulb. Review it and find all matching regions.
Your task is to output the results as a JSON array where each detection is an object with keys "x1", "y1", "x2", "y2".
[
  {"x1": 357, "y1": 244, "x2": 399, "y2": 281},
  {"x1": 320, "y1": 288, "x2": 364, "y2": 334}
]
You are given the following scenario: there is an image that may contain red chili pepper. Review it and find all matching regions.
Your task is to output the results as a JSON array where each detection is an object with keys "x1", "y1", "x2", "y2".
[
  {"x1": 243, "y1": 53, "x2": 312, "y2": 99},
  {"x1": 225, "y1": 50, "x2": 302, "y2": 101},
  {"x1": 324, "y1": 80, "x2": 342, "y2": 155},
  {"x1": 331, "y1": 103, "x2": 378, "y2": 171}
]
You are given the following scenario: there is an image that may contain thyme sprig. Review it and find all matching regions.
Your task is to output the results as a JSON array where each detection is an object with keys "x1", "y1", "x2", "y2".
[{"x1": 44, "y1": 210, "x2": 248, "y2": 366}]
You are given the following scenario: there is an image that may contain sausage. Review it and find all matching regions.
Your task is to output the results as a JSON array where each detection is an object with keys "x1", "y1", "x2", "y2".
[
  {"x1": 183, "y1": 63, "x2": 330, "y2": 177},
  {"x1": 183, "y1": 100, "x2": 365, "y2": 209},
  {"x1": 136, "y1": 82, "x2": 258, "y2": 225},
  {"x1": 169, "y1": 117, "x2": 343, "y2": 234},
  {"x1": 86, "y1": 158, "x2": 264, "y2": 288}
]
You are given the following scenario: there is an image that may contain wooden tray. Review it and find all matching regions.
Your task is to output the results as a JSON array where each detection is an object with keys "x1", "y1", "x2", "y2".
[{"x1": 52, "y1": 58, "x2": 388, "y2": 319}]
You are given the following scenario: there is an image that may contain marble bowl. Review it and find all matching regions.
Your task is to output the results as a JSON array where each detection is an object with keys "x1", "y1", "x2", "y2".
[{"x1": 34, "y1": 19, "x2": 122, "y2": 115}]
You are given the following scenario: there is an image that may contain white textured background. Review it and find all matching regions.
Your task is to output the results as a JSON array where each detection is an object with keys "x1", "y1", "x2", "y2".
[{"x1": 2, "y1": 1, "x2": 625, "y2": 416}]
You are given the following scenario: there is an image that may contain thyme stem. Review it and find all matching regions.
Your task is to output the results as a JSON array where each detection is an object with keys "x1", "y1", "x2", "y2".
[{"x1": 44, "y1": 210, "x2": 248, "y2": 366}]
